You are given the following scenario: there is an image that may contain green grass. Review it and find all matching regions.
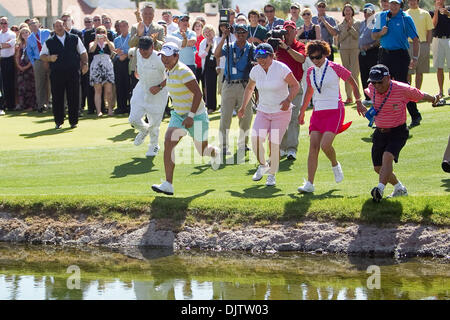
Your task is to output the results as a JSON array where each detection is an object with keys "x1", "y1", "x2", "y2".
[{"x1": 0, "y1": 72, "x2": 449, "y2": 226}]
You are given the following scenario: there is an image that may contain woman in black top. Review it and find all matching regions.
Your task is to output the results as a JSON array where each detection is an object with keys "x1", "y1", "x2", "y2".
[
  {"x1": 297, "y1": 8, "x2": 321, "y2": 43},
  {"x1": 89, "y1": 26, "x2": 115, "y2": 116}
]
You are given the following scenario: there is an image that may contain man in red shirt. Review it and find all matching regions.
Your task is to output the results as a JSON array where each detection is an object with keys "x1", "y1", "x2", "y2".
[
  {"x1": 361, "y1": 65, "x2": 439, "y2": 202},
  {"x1": 275, "y1": 20, "x2": 306, "y2": 160}
]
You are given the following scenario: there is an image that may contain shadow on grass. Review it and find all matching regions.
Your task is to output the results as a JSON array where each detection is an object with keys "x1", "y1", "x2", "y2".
[
  {"x1": 108, "y1": 128, "x2": 135, "y2": 143},
  {"x1": 360, "y1": 198, "x2": 403, "y2": 224},
  {"x1": 149, "y1": 189, "x2": 215, "y2": 221},
  {"x1": 279, "y1": 158, "x2": 295, "y2": 172},
  {"x1": 19, "y1": 127, "x2": 74, "y2": 138},
  {"x1": 282, "y1": 189, "x2": 344, "y2": 220},
  {"x1": 227, "y1": 185, "x2": 284, "y2": 199},
  {"x1": 111, "y1": 157, "x2": 156, "y2": 178},
  {"x1": 441, "y1": 179, "x2": 450, "y2": 192}
]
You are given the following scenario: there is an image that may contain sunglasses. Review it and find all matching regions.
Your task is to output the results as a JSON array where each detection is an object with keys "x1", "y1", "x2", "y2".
[
  {"x1": 309, "y1": 54, "x2": 323, "y2": 60},
  {"x1": 93, "y1": 19, "x2": 101, "y2": 22},
  {"x1": 370, "y1": 81, "x2": 383, "y2": 84},
  {"x1": 318, "y1": 5, "x2": 326, "y2": 8},
  {"x1": 0, "y1": 22, "x2": 8, "y2": 25},
  {"x1": 264, "y1": 10, "x2": 274, "y2": 13},
  {"x1": 302, "y1": 13, "x2": 311, "y2": 16}
]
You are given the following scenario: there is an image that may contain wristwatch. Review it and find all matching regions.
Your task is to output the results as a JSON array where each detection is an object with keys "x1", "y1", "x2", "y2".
[
  {"x1": 158, "y1": 84, "x2": 162, "y2": 89},
  {"x1": 286, "y1": 46, "x2": 291, "y2": 51}
]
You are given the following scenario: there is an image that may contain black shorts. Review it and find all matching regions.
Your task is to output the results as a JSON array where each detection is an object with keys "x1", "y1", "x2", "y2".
[{"x1": 371, "y1": 124, "x2": 409, "y2": 167}]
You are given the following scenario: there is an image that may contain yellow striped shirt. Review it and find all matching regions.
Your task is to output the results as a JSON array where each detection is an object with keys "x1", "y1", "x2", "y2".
[{"x1": 166, "y1": 62, "x2": 205, "y2": 115}]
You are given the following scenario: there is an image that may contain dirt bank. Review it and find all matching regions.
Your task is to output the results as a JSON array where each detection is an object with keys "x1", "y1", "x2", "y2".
[{"x1": 0, "y1": 212, "x2": 448, "y2": 257}]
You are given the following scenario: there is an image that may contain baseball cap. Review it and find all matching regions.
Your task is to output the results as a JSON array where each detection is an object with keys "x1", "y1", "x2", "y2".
[
  {"x1": 363, "y1": 3, "x2": 376, "y2": 12},
  {"x1": 316, "y1": 0, "x2": 327, "y2": 6},
  {"x1": 389, "y1": 0, "x2": 402, "y2": 3},
  {"x1": 157, "y1": 20, "x2": 167, "y2": 25},
  {"x1": 368, "y1": 64, "x2": 390, "y2": 82},
  {"x1": 138, "y1": 36, "x2": 153, "y2": 50},
  {"x1": 254, "y1": 43, "x2": 274, "y2": 59},
  {"x1": 283, "y1": 20, "x2": 297, "y2": 30},
  {"x1": 234, "y1": 24, "x2": 248, "y2": 32},
  {"x1": 291, "y1": 3, "x2": 301, "y2": 9},
  {"x1": 159, "y1": 42, "x2": 180, "y2": 56},
  {"x1": 178, "y1": 14, "x2": 190, "y2": 21}
]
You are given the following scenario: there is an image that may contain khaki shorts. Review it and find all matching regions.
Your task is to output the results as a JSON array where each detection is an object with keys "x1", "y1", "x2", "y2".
[
  {"x1": 432, "y1": 37, "x2": 450, "y2": 70},
  {"x1": 408, "y1": 42, "x2": 430, "y2": 74}
]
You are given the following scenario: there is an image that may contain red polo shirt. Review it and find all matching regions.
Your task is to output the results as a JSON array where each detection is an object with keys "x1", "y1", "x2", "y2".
[{"x1": 275, "y1": 39, "x2": 305, "y2": 81}]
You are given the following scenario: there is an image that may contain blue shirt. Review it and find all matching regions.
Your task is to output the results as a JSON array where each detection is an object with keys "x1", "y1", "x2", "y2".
[
  {"x1": 372, "y1": 10, "x2": 418, "y2": 50},
  {"x1": 113, "y1": 33, "x2": 131, "y2": 55},
  {"x1": 221, "y1": 41, "x2": 253, "y2": 81},
  {"x1": 171, "y1": 29, "x2": 197, "y2": 66},
  {"x1": 26, "y1": 29, "x2": 51, "y2": 65},
  {"x1": 312, "y1": 15, "x2": 338, "y2": 44},
  {"x1": 266, "y1": 17, "x2": 285, "y2": 31}
]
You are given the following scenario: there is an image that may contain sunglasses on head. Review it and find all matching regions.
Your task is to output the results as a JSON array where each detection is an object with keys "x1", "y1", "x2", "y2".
[
  {"x1": 255, "y1": 49, "x2": 270, "y2": 56},
  {"x1": 309, "y1": 54, "x2": 323, "y2": 60}
]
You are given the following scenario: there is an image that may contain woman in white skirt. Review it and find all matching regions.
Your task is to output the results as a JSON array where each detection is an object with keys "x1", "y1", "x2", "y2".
[{"x1": 89, "y1": 26, "x2": 115, "y2": 116}]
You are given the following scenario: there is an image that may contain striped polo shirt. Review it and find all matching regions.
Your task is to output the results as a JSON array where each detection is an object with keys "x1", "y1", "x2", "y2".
[
  {"x1": 365, "y1": 80, "x2": 424, "y2": 128},
  {"x1": 166, "y1": 61, "x2": 205, "y2": 115}
]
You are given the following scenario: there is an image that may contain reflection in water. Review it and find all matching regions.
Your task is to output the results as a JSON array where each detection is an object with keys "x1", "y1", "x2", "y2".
[{"x1": 0, "y1": 244, "x2": 448, "y2": 300}]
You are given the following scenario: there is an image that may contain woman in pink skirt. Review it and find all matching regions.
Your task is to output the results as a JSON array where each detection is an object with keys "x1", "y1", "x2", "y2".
[
  {"x1": 238, "y1": 43, "x2": 300, "y2": 186},
  {"x1": 298, "y1": 40, "x2": 366, "y2": 193}
]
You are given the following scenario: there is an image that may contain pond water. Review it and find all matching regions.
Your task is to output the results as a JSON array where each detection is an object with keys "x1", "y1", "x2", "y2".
[{"x1": 0, "y1": 244, "x2": 448, "y2": 300}]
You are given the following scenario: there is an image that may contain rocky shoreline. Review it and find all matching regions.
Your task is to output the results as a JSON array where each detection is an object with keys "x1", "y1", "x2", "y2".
[{"x1": 0, "y1": 211, "x2": 449, "y2": 257}]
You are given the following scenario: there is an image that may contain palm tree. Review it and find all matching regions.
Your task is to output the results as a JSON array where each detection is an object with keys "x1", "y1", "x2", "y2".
[{"x1": 27, "y1": 0, "x2": 34, "y2": 18}]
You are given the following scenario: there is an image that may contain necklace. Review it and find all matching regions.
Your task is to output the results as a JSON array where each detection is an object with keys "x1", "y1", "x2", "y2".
[{"x1": 313, "y1": 60, "x2": 329, "y2": 94}]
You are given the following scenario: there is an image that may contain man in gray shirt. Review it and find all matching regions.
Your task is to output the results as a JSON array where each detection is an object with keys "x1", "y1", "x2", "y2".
[{"x1": 312, "y1": 0, "x2": 338, "y2": 61}]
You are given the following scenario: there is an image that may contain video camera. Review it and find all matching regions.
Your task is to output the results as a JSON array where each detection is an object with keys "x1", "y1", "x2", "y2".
[
  {"x1": 267, "y1": 26, "x2": 287, "y2": 51},
  {"x1": 219, "y1": 9, "x2": 233, "y2": 30}
]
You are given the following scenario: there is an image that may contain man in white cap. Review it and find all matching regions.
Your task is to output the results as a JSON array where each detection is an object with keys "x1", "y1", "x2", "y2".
[
  {"x1": 129, "y1": 36, "x2": 168, "y2": 157},
  {"x1": 151, "y1": 42, "x2": 220, "y2": 195}
]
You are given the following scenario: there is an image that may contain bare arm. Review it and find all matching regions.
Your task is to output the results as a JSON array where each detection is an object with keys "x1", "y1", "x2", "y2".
[
  {"x1": 237, "y1": 79, "x2": 256, "y2": 118},
  {"x1": 298, "y1": 84, "x2": 314, "y2": 124},
  {"x1": 182, "y1": 79, "x2": 203, "y2": 128},
  {"x1": 280, "y1": 72, "x2": 300, "y2": 110}
]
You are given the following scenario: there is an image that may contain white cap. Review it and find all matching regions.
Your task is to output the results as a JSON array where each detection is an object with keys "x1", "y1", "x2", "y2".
[{"x1": 159, "y1": 42, "x2": 180, "y2": 56}]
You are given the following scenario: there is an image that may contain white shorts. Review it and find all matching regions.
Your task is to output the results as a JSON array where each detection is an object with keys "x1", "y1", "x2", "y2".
[{"x1": 432, "y1": 37, "x2": 450, "y2": 70}]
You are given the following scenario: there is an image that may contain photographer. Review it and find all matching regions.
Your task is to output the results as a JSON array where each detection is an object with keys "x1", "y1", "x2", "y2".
[
  {"x1": 214, "y1": 24, "x2": 254, "y2": 156},
  {"x1": 273, "y1": 21, "x2": 306, "y2": 160}
]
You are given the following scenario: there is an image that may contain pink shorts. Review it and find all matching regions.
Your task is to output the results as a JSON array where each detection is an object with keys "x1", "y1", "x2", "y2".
[
  {"x1": 252, "y1": 110, "x2": 292, "y2": 144},
  {"x1": 309, "y1": 107, "x2": 345, "y2": 134}
]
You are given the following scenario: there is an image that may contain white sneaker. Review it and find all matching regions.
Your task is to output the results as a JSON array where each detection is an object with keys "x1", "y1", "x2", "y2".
[
  {"x1": 151, "y1": 181, "x2": 174, "y2": 195},
  {"x1": 146, "y1": 144, "x2": 160, "y2": 157},
  {"x1": 298, "y1": 180, "x2": 315, "y2": 193},
  {"x1": 332, "y1": 162, "x2": 344, "y2": 183},
  {"x1": 134, "y1": 128, "x2": 149, "y2": 146},
  {"x1": 0, "y1": 110, "x2": 5, "y2": 116},
  {"x1": 287, "y1": 150, "x2": 297, "y2": 160},
  {"x1": 210, "y1": 146, "x2": 221, "y2": 170},
  {"x1": 252, "y1": 163, "x2": 270, "y2": 181},
  {"x1": 387, "y1": 186, "x2": 408, "y2": 198},
  {"x1": 280, "y1": 149, "x2": 287, "y2": 157},
  {"x1": 266, "y1": 174, "x2": 276, "y2": 186}
]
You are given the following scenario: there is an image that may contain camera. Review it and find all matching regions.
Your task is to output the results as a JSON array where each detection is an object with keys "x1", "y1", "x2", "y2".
[
  {"x1": 219, "y1": 9, "x2": 231, "y2": 26},
  {"x1": 267, "y1": 26, "x2": 287, "y2": 50}
]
